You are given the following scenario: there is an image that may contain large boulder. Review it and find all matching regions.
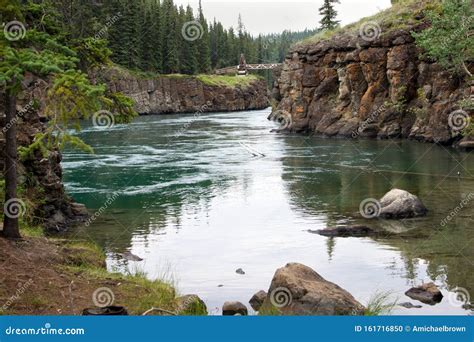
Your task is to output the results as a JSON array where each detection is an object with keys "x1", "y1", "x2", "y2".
[
  {"x1": 261, "y1": 263, "x2": 365, "y2": 315},
  {"x1": 379, "y1": 189, "x2": 428, "y2": 219}
]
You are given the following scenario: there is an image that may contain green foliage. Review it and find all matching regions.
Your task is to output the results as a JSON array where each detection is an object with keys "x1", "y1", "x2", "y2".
[
  {"x1": 412, "y1": 0, "x2": 473, "y2": 76},
  {"x1": 365, "y1": 291, "x2": 398, "y2": 316}
]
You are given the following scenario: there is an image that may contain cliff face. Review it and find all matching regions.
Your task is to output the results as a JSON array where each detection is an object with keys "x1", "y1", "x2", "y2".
[
  {"x1": 271, "y1": 23, "x2": 472, "y2": 148},
  {"x1": 100, "y1": 68, "x2": 269, "y2": 114},
  {"x1": 0, "y1": 75, "x2": 88, "y2": 232}
]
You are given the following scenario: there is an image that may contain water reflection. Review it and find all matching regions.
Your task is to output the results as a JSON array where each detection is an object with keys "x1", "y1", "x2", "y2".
[{"x1": 63, "y1": 109, "x2": 473, "y2": 315}]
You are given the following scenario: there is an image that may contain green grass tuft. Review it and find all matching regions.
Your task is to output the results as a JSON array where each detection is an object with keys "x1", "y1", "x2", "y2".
[{"x1": 365, "y1": 291, "x2": 399, "y2": 316}]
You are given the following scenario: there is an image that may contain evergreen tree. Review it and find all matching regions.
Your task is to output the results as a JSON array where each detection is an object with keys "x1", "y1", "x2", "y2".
[
  {"x1": 319, "y1": 0, "x2": 340, "y2": 30},
  {"x1": 196, "y1": 0, "x2": 211, "y2": 72}
]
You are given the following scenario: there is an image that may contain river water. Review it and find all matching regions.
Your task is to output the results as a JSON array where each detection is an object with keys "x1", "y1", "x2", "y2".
[{"x1": 62, "y1": 108, "x2": 473, "y2": 315}]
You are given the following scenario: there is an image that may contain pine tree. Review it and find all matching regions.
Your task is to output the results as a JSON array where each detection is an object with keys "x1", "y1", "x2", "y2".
[
  {"x1": 196, "y1": 0, "x2": 211, "y2": 73},
  {"x1": 319, "y1": 0, "x2": 340, "y2": 30}
]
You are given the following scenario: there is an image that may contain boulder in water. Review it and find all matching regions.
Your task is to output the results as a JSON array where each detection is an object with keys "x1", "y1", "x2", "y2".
[
  {"x1": 379, "y1": 189, "x2": 428, "y2": 219},
  {"x1": 261, "y1": 263, "x2": 365, "y2": 315}
]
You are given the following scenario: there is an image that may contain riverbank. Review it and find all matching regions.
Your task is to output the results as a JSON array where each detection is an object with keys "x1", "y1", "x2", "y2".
[
  {"x1": 0, "y1": 226, "x2": 207, "y2": 316},
  {"x1": 96, "y1": 66, "x2": 270, "y2": 115}
]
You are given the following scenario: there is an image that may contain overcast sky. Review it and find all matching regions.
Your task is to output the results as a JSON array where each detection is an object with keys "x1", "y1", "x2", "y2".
[{"x1": 175, "y1": 0, "x2": 392, "y2": 35}]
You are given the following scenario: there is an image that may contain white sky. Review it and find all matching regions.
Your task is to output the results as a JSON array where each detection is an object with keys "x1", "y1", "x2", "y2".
[{"x1": 175, "y1": 0, "x2": 392, "y2": 35}]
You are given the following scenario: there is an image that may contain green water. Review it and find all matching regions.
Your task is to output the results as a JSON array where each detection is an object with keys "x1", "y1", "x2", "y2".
[{"x1": 62, "y1": 108, "x2": 473, "y2": 315}]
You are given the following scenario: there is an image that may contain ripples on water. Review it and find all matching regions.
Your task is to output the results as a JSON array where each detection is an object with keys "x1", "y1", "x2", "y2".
[{"x1": 63, "y1": 108, "x2": 474, "y2": 315}]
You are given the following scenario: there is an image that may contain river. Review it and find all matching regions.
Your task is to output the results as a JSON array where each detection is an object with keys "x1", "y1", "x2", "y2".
[{"x1": 62, "y1": 108, "x2": 473, "y2": 315}]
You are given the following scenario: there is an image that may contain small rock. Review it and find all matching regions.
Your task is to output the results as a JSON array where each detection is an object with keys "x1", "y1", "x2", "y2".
[
  {"x1": 177, "y1": 294, "x2": 208, "y2": 315},
  {"x1": 82, "y1": 306, "x2": 128, "y2": 316},
  {"x1": 398, "y1": 302, "x2": 422, "y2": 309},
  {"x1": 309, "y1": 225, "x2": 375, "y2": 237},
  {"x1": 379, "y1": 189, "x2": 428, "y2": 219},
  {"x1": 405, "y1": 283, "x2": 443, "y2": 305},
  {"x1": 236, "y1": 268, "x2": 245, "y2": 275},
  {"x1": 249, "y1": 290, "x2": 267, "y2": 311},
  {"x1": 222, "y1": 301, "x2": 248, "y2": 316}
]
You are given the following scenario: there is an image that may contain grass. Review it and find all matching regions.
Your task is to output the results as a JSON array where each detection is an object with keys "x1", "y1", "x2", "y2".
[
  {"x1": 297, "y1": 0, "x2": 442, "y2": 47},
  {"x1": 59, "y1": 241, "x2": 206, "y2": 315},
  {"x1": 196, "y1": 74, "x2": 261, "y2": 88},
  {"x1": 109, "y1": 63, "x2": 262, "y2": 89},
  {"x1": 364, "y1": 291, "x2": 399, "y2": 316}
]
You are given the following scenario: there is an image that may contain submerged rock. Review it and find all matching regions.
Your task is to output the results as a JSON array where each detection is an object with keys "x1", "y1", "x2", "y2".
[
  {"x1": 398, "y1": 302, "x2": 422, "y2": 309},
  {"x1": 121, "y1": 251, "x2": 143, "y2": 262},
  {"x1": 222, "y1": 301, "x2": 248, "y2": 316},
  {"x1": 405, "y1": 283, "x2": 443, "y2": 305},
  {"x1": 309, "y1": 225, "x2": 375, "y2": 237},
  {"x1": 249, "y1": 290, "x2": 267, "y2": 311},
  {"x1": 379, "y1": 189, "x2": 428, "y2": 219},
  {"x1": 261, "y1": 263, "x2": 365, "y2": 315}
]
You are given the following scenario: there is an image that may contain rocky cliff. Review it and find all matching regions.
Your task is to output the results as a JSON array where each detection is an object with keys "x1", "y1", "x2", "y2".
[
  {"x1": 271, "y1": 4, "x2": 473, "y2": 149},
  {"x1": 0, "y1": 75, "x2": 88, "y2": 232},
  {"x1": 1, "y1": 69, "x2": 269, "y2": 232},
  {"x1": 99, "y1": 67, "x2": 269, "y2": 114}
]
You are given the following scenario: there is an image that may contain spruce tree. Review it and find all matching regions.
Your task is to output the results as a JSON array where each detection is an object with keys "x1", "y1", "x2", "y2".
[
  {"x1": 196, "y1": 0, "x2": 211, "y2": 73},
  {"x1": 319, "y1": 0, "x2": 340, "y2": 30}
]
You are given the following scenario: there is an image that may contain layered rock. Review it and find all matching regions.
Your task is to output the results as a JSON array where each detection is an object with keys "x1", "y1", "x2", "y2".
[
  {"x1": 272, "y1": 18, "x2": 472, "y2": 148},
  {"x1": 99, "y1": 67, "x2": 269, "y2": 115}
]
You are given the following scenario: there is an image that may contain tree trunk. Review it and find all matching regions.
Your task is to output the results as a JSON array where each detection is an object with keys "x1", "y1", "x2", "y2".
[{"x1": 2, "y1": 85, "x2": 21, "y2": 239}]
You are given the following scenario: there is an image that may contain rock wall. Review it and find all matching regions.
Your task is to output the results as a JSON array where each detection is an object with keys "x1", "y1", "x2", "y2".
[
  {"x1": 0, "y1": 76, "x2": 88, "y2": 232},
  {"x1": 272, "y1": 26, "x2": 473, "y2": 148},
  {"x1": 99, "y1": 68, "x2": 269, "y2": 114}
]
